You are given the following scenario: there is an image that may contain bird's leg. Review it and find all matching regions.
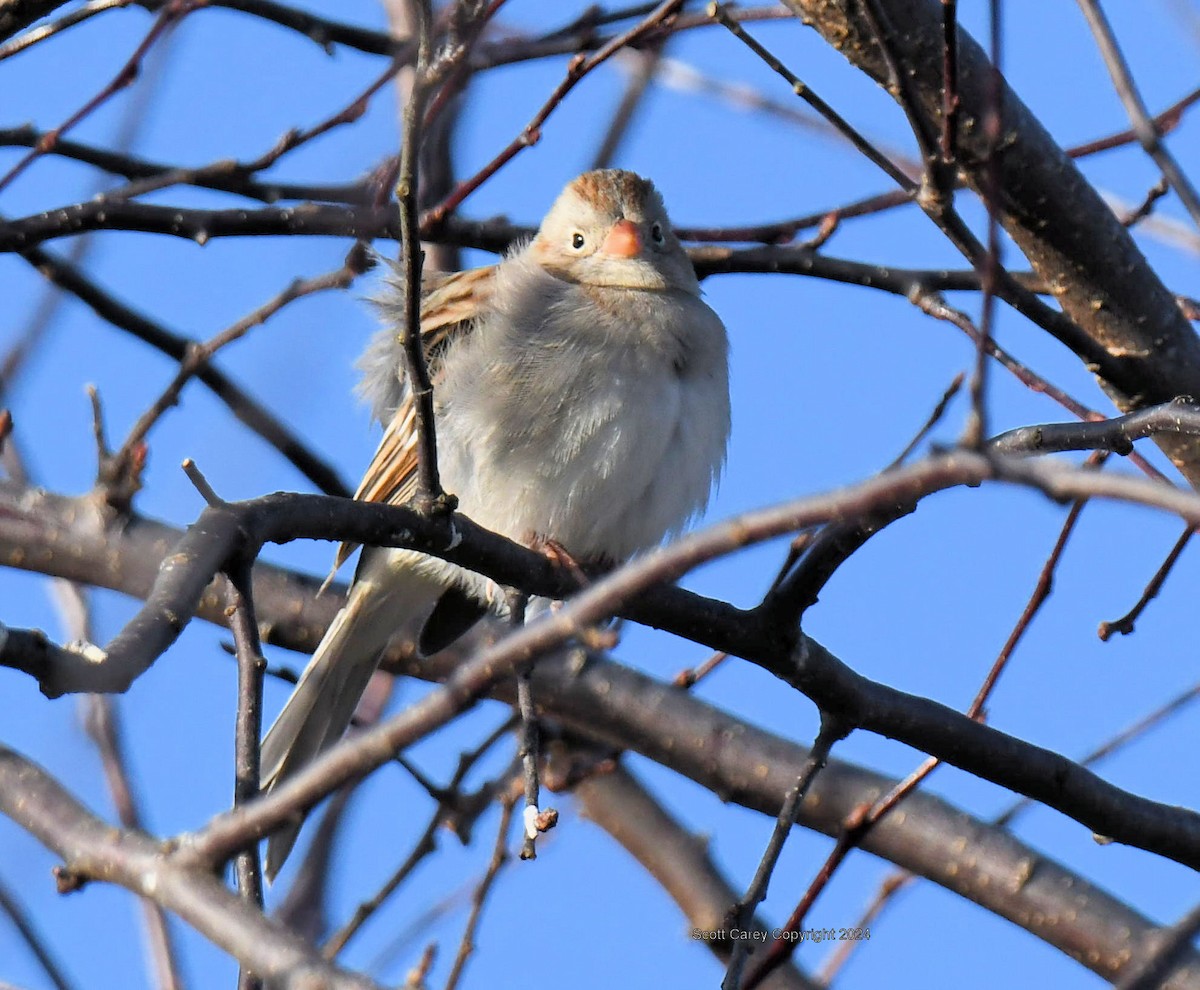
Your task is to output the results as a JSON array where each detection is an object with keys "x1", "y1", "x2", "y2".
[
  {"x1": 530, "y1": 534, "x2": 591, "y2": 588},
  {"x1": 527, "y1": 534, "x2": 621, "y2": 651}
]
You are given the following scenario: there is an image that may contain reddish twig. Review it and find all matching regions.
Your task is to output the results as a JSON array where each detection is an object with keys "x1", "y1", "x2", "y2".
[
  {"x1": 672, "y1": 649, "x2": 729, "y2": 688},
  {"x1": 1122, "y1": 177, "x2": 1171, "y2": 227},
  {"x1": 906, "y1": 285, "x2": 1169, "y2": 483},
  {"x1": 1099, "y1": 524, "x2": 1195, "y2": 641},
  {"x1": 971, "y1": 460, "x2": 1099, "y2": 709},
  {"x1": 997, "y1": 675, "x2": 1200, "y2": 828},
  {"x1": 422, "y1": 0, "x2": 685, "y2": 227},
  {"x1": 589, "y1": 39, "x2": 664, "y2": 169},
  {"x1": 0, "y1": 0, "x2": 195, "y2": 195},
  {"x1": 1067, "y1": 84, "x2": 1200, "y2": 158},
  {"x1": 836, "y1": 669, "x2": 1200, "y2": 983}
]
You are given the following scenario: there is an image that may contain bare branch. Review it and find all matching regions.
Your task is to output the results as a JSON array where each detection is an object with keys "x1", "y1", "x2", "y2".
[
  {"x1": 570, "y1": 757, "x2": 818, "y2": 990},
  {"x1": 0, "y1": 746, "x2": 385, "y2": 990},
  {"x1": 0, "y1": 1, "x2": 194, "y2": 194},
  {"x1": 1075, "y1": 0, "x2": 1200, "y2": 229},
  {"x1": 0, "y1": 471, "x2": 1193, "y2": 981},
  {"x1": 780, "y1": 0, "x2": 1200, "y2": 482},
  {"x1": 0, "y1": 874, "x2": 77, "y2": 990},
  {"x1": 82, "y1": 697, "x2": 185, "y2": 990},
  {"x1": 15, "y1": 240, "x2": 351, "y2": 497},
  {"x1": 1099, "y1": 525, "x2": 1195, "y2": 641},
  {"x1": 0, "y1": 0, "x2": 72, "y2": 44},
  {"x1": 723, "y1": 716, "x2": 846, "y2": 989},
  {"x1": 442, "y1": 792, "x2": 515, "y2": 990},
  {"x1": 423, "y1": 0, "x2": 685, "y2": 227},
  {"x1": 227, "y1": 562, "x2": 266, "y2": 990}
]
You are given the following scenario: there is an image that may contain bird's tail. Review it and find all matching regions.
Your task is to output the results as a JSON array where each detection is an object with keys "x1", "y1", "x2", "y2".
[{"x1": 260, "y1": 551, "x2": 446, "y2": 882}]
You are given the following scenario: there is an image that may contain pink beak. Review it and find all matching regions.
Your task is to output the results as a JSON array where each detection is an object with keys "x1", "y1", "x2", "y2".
[{"x1": 601, "y1": 218, "x2": 642, "y2": 258}]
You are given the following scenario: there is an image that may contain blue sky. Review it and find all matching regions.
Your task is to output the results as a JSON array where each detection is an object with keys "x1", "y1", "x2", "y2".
[{"x1": 2, "y1": 2, "x2": 1200, "y2": 988}]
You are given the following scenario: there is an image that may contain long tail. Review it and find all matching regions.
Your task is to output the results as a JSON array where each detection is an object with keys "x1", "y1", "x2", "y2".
[{"x1": 260, "y1": 551, "x2": 446, "y2": 881}]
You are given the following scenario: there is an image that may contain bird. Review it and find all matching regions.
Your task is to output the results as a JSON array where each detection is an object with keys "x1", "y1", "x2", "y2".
[{"x1": 259, "y1": 168, "x2": 731, "y2": 880}]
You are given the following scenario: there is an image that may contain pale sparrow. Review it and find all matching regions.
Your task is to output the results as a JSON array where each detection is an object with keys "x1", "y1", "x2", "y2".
[{"x1": 261, "y1": 169, "x2": 731, "y2": 879}]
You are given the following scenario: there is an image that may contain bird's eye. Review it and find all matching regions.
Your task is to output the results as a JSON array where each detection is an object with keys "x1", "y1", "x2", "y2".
[
  {"x1": 571, "y1": 232, "x2": 586, "y2": 250},
  {"x1": 650, "y1": 222, "x2": 665, "y2": 244}
]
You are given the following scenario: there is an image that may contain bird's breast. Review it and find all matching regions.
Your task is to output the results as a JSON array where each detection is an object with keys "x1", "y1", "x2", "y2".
[{"x1": 435, "y1": 284, "x2": 729, "y2": 562}]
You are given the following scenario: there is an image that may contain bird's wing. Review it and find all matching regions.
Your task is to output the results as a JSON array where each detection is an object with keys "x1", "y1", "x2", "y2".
[{"x1": 332, "y1": 265, "x2": 497, "y2": 572}]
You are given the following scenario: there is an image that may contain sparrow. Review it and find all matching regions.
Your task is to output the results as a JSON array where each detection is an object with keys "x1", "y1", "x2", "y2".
[{"x1": 260, "y1": 169, "x2": 731, "y2": 879}]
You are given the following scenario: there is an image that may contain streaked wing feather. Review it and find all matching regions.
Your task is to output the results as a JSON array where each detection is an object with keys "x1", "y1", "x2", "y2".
[{"x1": 332, "y1": 266, "x2": 496, "y2": 571}]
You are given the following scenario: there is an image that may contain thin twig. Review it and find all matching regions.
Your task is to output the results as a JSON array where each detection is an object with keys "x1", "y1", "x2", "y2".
[
  {"x1": 0, "y1": 875, "x2": 77, "y2": 990},
  {"x1": 672, "y1": 649, "x2": 729, "y2": 688},
  {"x1": 912, "y1": 287, "x2": 1169, "y2": 483},
  {"x1": 832, "y1": 668, "x2": 1200, "y2": 982},
  {"x1": 442, "y1": 794, "x2": 516, "y2": 990},
  {"x1": 857, "y1": 0, "x2": 941, "y2": 169},
  {"x1": 568, "y1": 753, "x2": 817, "y2": 990},
  {"x1": 997, "y1": 676, "x2": 1200, "y2": 828},
  {"x1": 181, "y1": 458, "x2": 222, "y2": 507},
  {"x1": 590, "y1": 40, "x2": 664, "y2": 169},
  {"x1": 227, "y1": 561, "x2": 266, "y2": 990},
  {"x1": 1098, "y1": 524, "x2": 1194, "y2": 641},
  {"x1": 746, "y1": 462, "x2": 1097, "y2": 989},
  {"x1": 0, "y1": 0, "x2": 134, "y2": 61},
  {"x1": 1067, "y1": 83, "x2": 1200, "y2": 158},
  {"x1": 1122, "y1": 177, "x2": 1171, "y2": 227},
  {"x1": 940, "y1": 0, "x2": 959, "y2": 161},
  {"x1": 105, "y1": 254, "x2": 366, "y2": 507},
  {"x1": 0, "y1": 747, "x2": 380, "y2": 989},
  {"x1": 82, "y1": 697, "x2": 185, "y2": 990},
  {"x1": 969, "y1": 459, "x2": 1099, "y2": 712},
  {"x1": 15, "y1": 240, "x2": 351, "y2": 497},
  {"x1": 0, "y1": 0, "x2": 195, "y2": 194},
  {"x1": 323, "y1": 717, "x2": 517, "y2": 957},
  {"x1": 422, "y1": 0, "x2": 685, "y2": 227},
  {"x1": 1076, "y1": 0, "x2": 1200, "y2": 229},
  {"x1": 961, "y1": 0, "x2": 1004, "y2": 448},
  {"x1": 763, "y1": 372, "x2": 967, "y2": 624},
  {"x1": 887, "y1": 372, "x2": 965, "y2": 469},
  {"x1": 710, "y1": 2, "x2": 914, "y2": 191},
  {"x1": 395, "y1": 0, "x2": 442, "y2": 502},
  {"x1": 815, "y1": 872, "x2": 911, "y2": 985},
  {"x1": 721, "y1": 716, "x2": 847, "y2": 990},
  {"x1": 508, "y1": 591, "x2": 544, "y2": 860}
]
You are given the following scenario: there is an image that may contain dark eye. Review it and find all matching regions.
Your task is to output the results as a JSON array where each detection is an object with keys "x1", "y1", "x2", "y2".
[
  {"x1": 650, "y1": 222, "x2": 665, "y2": 244},
  {"x1": 571, "y1": 232, "x2": 586, "y2": 250}
]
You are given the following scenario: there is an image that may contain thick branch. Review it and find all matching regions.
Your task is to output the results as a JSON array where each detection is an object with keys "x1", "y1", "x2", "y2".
[
  {"x1": 8, "y1": 452, "x2": 1200, "y2": 873},
  {"x1": 0, "y1": 479, "x2": 1198, "y2": 984}
]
